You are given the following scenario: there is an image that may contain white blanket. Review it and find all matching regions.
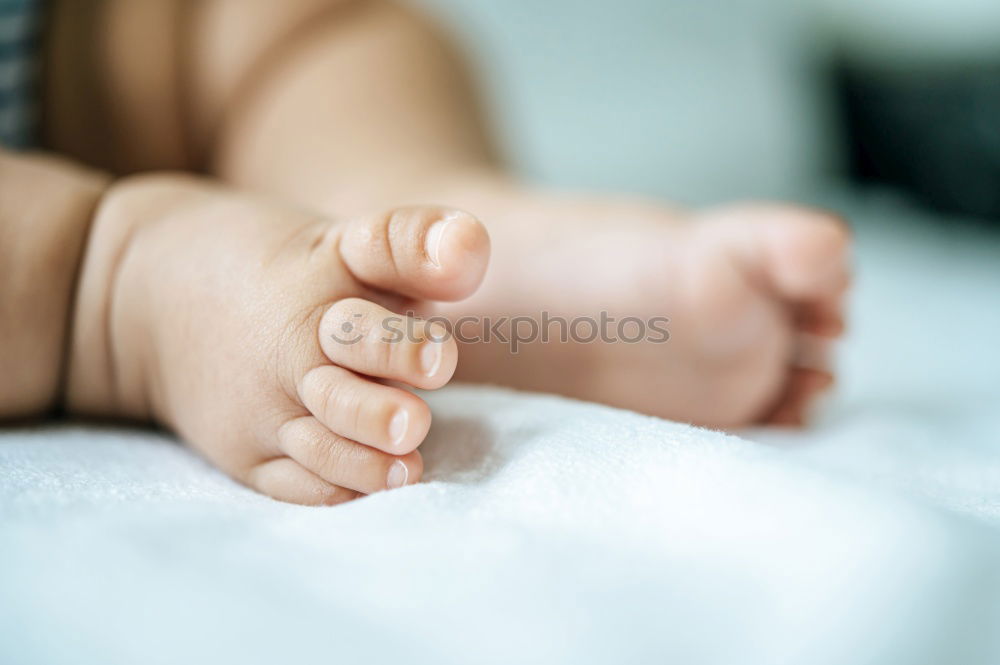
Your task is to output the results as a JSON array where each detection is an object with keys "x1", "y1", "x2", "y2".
[{"x1": 3, "y1": 197, "x2": 1000, "y2": 664}]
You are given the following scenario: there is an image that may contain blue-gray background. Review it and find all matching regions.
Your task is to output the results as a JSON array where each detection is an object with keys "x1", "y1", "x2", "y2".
[{"x1": 415, "y1": 0, "x2": 1000, "y2": 205}]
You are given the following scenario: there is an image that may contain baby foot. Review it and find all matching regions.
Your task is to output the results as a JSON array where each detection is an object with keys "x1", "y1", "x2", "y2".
[
  {"x1": 67, "y1": 175, "x2": 489, "y2": 504},
  {"x1": 433, "y1": 189, "x2": 850, "y2": 428},
  {"x1": 673, "y1": 202, "x2": 850, "y2": 426}
]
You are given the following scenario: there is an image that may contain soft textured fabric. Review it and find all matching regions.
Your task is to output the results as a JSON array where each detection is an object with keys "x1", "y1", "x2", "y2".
[
  {"x1": 0, "y1": 0, "x2": 42, "y2": 148},
  {"x1": 2, "y1": 197, "x2": 999, "y2": 665}
]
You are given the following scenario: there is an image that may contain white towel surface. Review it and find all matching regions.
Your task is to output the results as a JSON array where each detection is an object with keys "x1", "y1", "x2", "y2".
[{"x1": 2, "y1": 196, "x2": 1000, "y2": 664}]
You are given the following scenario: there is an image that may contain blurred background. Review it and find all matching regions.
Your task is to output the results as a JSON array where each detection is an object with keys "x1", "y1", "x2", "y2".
[{"x1": 415, "y1": 0, "x2": 1000, "y2": 221}]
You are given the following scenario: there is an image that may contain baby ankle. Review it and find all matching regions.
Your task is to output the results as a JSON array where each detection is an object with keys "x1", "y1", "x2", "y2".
[{"x1": 64, "y1": 175, "x2": 163, "y2": 421}]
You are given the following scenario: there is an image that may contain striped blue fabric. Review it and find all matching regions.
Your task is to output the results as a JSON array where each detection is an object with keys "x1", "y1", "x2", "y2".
[{"x1": 0, "y1": 0, "x2": 42, "y2": 149}]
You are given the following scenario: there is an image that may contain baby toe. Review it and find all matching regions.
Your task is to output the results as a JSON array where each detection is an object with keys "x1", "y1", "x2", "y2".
[
  {"x1": 338, "y1": 206, "x2": 490, "y2": 302},
  {"x1": 794, "y1": 294, "x2": 847, "y2": 337},
  {"x1": 319, "y1": 297, "x2": 457, "y2": 389},
  {"x1": 701, "y1": 203, "x2": 852, "y2": 301},
  {"x1": 298, "y1": 364, "x2": 431, "y2": 454},
  {"x1": 277, "y1": 416, "x2": 423, "y2": 494},
  {"x1": 763, "y1": 207, "x2": 852, "y2": 300},
  {"x1": 763, "y1": 367, "x2": 834, "y2": 427},
  {"x1": 246, "y1": 457, "x2": 359, "y2": 506}
]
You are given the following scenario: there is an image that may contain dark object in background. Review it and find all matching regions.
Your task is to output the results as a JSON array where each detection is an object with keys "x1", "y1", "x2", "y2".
[{"x1": 834, "y1": 59, "x2": 1000, "y2": 220}]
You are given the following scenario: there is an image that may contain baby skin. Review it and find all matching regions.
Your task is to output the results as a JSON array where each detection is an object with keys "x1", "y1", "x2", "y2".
[
  {"x1": 426, "y1": 185, "x2": 850, "y2": 427},
  {"x1": 1, "y1": 0, "x2": 853, "y2": 505},
  {"x1": 66, "y1": 175, "x2": 490, "y2": 505}
]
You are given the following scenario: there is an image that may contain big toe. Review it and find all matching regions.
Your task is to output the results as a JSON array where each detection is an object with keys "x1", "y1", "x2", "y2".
[
  {"x1": 766, "y1": 210, "x2": 851, "y2": 300},
  {"x1": 338, "y1": 206, "x2": 490, "y2": 302},
  {"x1": 702, "y1": 203, "x2": 852, "y2": 300}
]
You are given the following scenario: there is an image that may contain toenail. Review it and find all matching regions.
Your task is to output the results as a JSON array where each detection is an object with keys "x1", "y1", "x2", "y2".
[
  {"x1": 424, "y1": 214, "x2": 457, "y2": 267},
  {"x1": 389, "y1": 409, "x2": 408, "y2": 447},
  {"x1": 386, "y1": 460, "x2": 408, "y2": 489},
  {"x1": 420, "y1": 340, "x2": 442, "y2": 377}
]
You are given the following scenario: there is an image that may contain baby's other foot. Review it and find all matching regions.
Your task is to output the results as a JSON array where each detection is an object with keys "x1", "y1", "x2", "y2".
[
  {"x1": 432, "y1": 189, "x2": 850, "y2": 428},
  {"x1": 681, "y1": 203, "x2": 851, "y2": 426},
  {"x1": 68, "y1": 176, "x2": 489, "y2": 504}
]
